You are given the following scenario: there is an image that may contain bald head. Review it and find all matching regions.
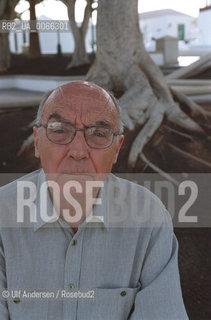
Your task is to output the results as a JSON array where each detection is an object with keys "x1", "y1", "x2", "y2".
[
  {"x1": 33, "y1": 80, "x2": 125, "y2": 175},
  {"x1": 36, "y1": 81, "x2": 124, "y2": 133}
]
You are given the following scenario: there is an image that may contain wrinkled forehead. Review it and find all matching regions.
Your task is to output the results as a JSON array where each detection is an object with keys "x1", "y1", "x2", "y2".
[{"x1": 44, "y1": 82, "x2": 115, "y2": 115}]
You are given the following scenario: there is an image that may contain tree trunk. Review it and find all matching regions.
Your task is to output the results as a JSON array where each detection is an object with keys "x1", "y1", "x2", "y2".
[
  {"x1": 68, "y1": 26, "x2": 90, "y2": 68},
  {"x1": 86, "y1": 0, "x2": 209, "y2": 168},
  {"x1": 65, "y1": 0, "x2": 92, "y2": 69},
  {"x1": 0, "y1": 33, "x2": 10, "y2": 73},
  {"x1": 28, "y1": 0, "x2": 41, "y2": 59},
  {"x1": 0, "y1": 0, "x2": 19, "y2": 73},
  {"x1": 16, "y1": 0, "x2": 211, "y2": 176}
]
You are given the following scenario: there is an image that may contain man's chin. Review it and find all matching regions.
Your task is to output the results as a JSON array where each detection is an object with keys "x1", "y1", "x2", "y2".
[
  {"x1": 52, "y1": 171, "x2": 107, "y2": 179},
  {"x1": 58, "y1": 172, "x2": 97, "y2": 180},
  {"x1": 46, "y1": 172, "x2": 108, "y2": 191}
]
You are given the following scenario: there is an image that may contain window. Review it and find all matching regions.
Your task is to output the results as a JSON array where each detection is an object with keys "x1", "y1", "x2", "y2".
[{"x1": 178, "y1": 24, "x2": 185, "y2": 41}]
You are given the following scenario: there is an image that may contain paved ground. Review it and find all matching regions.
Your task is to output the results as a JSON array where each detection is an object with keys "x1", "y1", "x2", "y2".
[{"x1": 0, "y1": 88, "x2": 44, "y2": 109}]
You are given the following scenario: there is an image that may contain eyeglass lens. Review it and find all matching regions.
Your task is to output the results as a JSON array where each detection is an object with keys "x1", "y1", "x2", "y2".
[{"x1": 46, "y1": 122, "x2": 114, "y2": 148}]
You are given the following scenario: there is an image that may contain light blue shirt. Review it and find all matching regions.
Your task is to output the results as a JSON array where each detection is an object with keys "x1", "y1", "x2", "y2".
[{"x1": 0, "y1": 169, "x2": 188, "y2": 319}]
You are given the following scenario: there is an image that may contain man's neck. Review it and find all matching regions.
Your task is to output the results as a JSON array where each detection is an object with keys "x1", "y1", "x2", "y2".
[{"x1": 48, "y1": 184, "x2": 102, "y2": 230}]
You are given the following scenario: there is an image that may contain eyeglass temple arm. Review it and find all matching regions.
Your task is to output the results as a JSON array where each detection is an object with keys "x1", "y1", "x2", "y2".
[{"x1": 34, "y1": 124, "x2": 48, "y2": 128}]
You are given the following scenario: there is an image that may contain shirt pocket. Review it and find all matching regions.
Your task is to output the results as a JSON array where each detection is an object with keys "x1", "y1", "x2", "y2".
[
  {"x1": 8, "y1": 299, "x2": 48, "y2": 320},
  {"x1": 77, "y1": 286, "x2": 140, "y2": 320}
]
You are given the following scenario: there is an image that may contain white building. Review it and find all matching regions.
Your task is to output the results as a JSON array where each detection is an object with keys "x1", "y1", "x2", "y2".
[
  {"x1": 139, "y1": 9, "x2": 198, "y2": 50},
  {"x1": 9, "y1": 8, "x2": 210, "y2": 64},
  {"x1": 197, "y1": 4, "x2": 211, "y2": 46}
]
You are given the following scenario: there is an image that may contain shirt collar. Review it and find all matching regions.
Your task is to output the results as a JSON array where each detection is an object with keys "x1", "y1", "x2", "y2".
[
  {"x1": 84, "y1": 178, "x2": 109, "y2": 230},
  {"x1": 33, "y1": 169, "x2": 109, "y2": 232},
  {"x1": 33, "y1": 169, "x2": 58, "y2": 232}
]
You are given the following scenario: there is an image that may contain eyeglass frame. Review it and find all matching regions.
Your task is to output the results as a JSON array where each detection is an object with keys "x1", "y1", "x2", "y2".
[{"x1": 35, "y1": 121, "x2": 121, "y2": 149}]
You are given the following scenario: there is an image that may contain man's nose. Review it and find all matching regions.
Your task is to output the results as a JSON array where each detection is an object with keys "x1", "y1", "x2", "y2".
[{"x1": 66, "y1": 131, "x2": 89, "y2": 160}]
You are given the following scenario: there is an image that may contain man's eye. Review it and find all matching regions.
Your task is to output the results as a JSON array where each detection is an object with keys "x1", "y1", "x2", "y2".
[
  {"x1": 48, "y1": 122, "x2": 69, "y2": 134},
  {"x1": 93, "y1": 130, "x2": 106, "y2": 137},
  {"x1": 53, "y1": 128, "x2": 65, "y2": 134}
]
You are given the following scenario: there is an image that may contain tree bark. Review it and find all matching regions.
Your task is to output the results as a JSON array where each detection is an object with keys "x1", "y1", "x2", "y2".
[
  {"x1": 16, "y1": 0, "x2": 211, "y2": 174},
  {"x1": 86, "y1": 0, "x2": 209, "y2": 167},
  {"x1": 0, "y1": 33, "x2": 10, "y2": 73},
  {"x1": 0, "y1": 0, "x2": 19, "y2": 72},
  {"x1": 28, "y1": 0, "x2": 41, "y2": 59},
  {"x1": 64, "y1": 0, "x2": 92, "y2": 68},
  {"x1": 68, "y1": 26, "x2": 89, "y2": 68}
]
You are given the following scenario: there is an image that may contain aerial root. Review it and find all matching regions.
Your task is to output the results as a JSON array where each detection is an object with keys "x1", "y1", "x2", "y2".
[
  {"x1": 140, "y1": 153, "x2": 179, "y2": 186},
  {"x1": 168, "y1": 143, "x2": 211, "y2": 169},
  {"x1": 170, "y1": 88, "x2": 210, "y2": 121},
  {"x1": 166, "y1": 103, "x2": 205, "y2": 135},
  {"x1": 163, "y1": 125, "x2": 193, "y2": 141},
  {"x1": 128, "y1": 102, "x2": 164, "y2": 166},
  {"x1": 119, "y1": 68, "x2": 158, "y2": 130}
]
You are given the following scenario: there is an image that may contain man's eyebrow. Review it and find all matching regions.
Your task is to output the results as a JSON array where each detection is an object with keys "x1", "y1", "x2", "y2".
[
  {"x1": 47, "y1": 113, "x2": 73, "y2": 125},
  {"x1": 89, "y1": 120, "x2": 112, "y2": 128},
  {"x1": 47, "y1": 114, "x2": 112, "y2": 128}
]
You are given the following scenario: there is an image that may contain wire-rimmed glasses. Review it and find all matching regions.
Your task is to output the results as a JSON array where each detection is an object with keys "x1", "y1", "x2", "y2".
[{"x1": 35, "y1": 121, "x2": 120, "y2": 149}]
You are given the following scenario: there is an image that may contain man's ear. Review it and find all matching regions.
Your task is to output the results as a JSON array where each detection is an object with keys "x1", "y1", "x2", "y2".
[
  {"x1": 33, "y1": 127, "x2": 40, "y2": 158},
  {"x1": 114, "y1": 135, "x2": 124, "y2": 164}
]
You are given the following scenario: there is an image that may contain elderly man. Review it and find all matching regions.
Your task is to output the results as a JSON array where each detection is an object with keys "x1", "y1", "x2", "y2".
[{"x1": 0, "y1": 81, "x2": 188, "y2": 319}]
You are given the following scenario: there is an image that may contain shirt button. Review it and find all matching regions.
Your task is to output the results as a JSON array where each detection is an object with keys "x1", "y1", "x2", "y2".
[
  {"x1": 72, "y1": 240, "x2": 77, "y2": 246},
  {"x1": 120, "y1": 291, "x2": 127, "y2": 297},
  {"x1": 69, "y1": 283, "x2": 75, "y2": 289},
  {"x1": 13, "y1": 297, "x2": 20, "y2": 304}
]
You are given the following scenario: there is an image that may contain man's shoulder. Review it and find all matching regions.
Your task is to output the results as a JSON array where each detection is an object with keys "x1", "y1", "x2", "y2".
[
  {"x1": 107, "y1": 173, "x2": 170, "y2": 228},
  {"x1": 108, "y1": 173, "x2": 165, "y2": 207},
  {"x1": 0, "y1": 169, "x2": 43, "y2": 229},
  {"x1": 0, "y1": 169, "x2": 42, "y2": 203}
]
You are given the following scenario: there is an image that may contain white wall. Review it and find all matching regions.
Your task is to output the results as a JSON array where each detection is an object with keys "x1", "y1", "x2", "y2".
[
  {"x1": 198, "y1": 9, "x2": 211, "y2": 46},
  {"x1": 139, "y1": 14, "x2": 198, "y2": 50}
]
